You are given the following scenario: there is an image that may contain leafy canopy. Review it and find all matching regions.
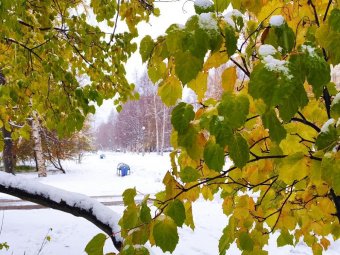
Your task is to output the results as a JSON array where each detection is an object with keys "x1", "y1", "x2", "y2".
[{"x1": 114, "y1": 1, "x2": 340, "y2": 255}]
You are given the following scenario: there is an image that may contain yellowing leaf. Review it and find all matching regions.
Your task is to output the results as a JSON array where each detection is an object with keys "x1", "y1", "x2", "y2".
[
  {"x1": 221, "y1": 67, "x2": 237, "y2": 92},
  {"x1": 188, "y1": 71, "x2": 208, "y2": 101},
  {"x1": 203, "y1": 51, "x2": 229, "y2": 70},
  {"x1": 201, "y1": 186, "x2": 214, "y2": 201},
  {"x1": 158, "y1": 75, "x2": 182, "y2": 106},
  {"x1": 278, "y1": 153, "x2": 309, "y2": 184}
]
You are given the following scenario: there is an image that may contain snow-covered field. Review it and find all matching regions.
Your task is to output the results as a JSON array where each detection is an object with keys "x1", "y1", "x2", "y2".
[{"x1": 0, "y1": 152, "x2": 339, "y2": 255}]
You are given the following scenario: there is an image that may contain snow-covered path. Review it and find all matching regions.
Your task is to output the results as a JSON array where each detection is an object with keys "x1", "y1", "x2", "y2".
[{"x1": 0, "y1": 152, "x2": 339, "y2": 255}]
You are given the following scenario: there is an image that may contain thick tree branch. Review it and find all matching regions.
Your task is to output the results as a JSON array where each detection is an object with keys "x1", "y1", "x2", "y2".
[{"x1": 0, "y1": 173, "x2": 122, "y2": 251}]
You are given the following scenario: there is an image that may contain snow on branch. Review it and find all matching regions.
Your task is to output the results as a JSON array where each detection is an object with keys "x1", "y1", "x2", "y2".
[{"x1": 0, "y1": 172, "x2": 123, "y2": 250}]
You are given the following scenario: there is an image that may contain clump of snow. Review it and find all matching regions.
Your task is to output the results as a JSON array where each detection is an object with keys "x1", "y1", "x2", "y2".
[
  {"x1": 301, "y1": 45, "x2": 319, "y2": 58},
  {"x1": 269, "y1": 15, "x2": 285, "y2": 27},
  {"x1": 320, "y1": 118, "x2": 335, "y2": 133},
  {"x1": 0, "y1": 171, "x2": 122, "y2": 239},
  {"x1": 224, "y1": 9, "x2": 244, "y2": 29},
  {"x1": 332, "y1": 92, "x2": 340, "y2": 106},
  {"x1": 199, "y1": 13, "x2": 218, "y2": 30},
  {"x1": 259, "y1": 44, "x2": 277, "y2": 56},
  {"x1": 262, "y1": 55, "x2": 292, "y2": 78},
  {"x1": 194, "y1": 0, "x2": 213, "y2": 8}
]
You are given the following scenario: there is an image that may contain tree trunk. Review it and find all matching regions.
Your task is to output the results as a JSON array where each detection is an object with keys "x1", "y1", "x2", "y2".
[
  {"x1": 160, "y1": 105, "x2": 167, "y2": 156},
  {"x1": 2, "y1": 127, "x2": 14, "y2": 174},
  {"x1": 153, "y1": 94, "x2": 159, "y2": 154},
  {"x1": 32, "y1": 111, "x2": 47, "y2": 177}
]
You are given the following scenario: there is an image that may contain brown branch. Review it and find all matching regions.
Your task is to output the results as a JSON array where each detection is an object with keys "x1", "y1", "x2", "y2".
[
  {"x1": 230, "y1": 57, "x2": 250, "y2": 77},
  {"x1": 291, "y1": 117, "x2": 321, "y2": 132},
  {"x1": 323, "y1": 0, "x2": 333, "y2": 22},
  {"x1": 330, "y1": 188, "x2": 340, "y2": 222},
  {"x1": 308, "y1": 0, "x2": 320, "y2": 26},
  {"x1": 5, "y1": 38, "x2": 42, "y2": 61}
]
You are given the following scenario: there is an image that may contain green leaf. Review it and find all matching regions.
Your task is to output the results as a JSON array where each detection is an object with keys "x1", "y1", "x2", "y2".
[
  {"x1": 158, "y1": 75, "x2": 182, "y2": 106},
  {"x1": 166, "y1": 199, "x2": 186, "y2": 227},
  {"x1": 122, "y1": 188, "x2": 136, "y2": 206},
  {"x1": 140, "y1": 202, "x2": 152, "y2": 224},
  {"x1": 153, "y1": 217, "x2": 179, "y2": 253},
  {"x1": 249, "y1": 64, "x2": 291, "y2": 107},
  {"x1": 178, "y1": 126, "x2": 202, "y2": 160},
  {"x1": 225, "y1": 26, "x2": 237, "y2": 56},
  {"x1": 214, "y1": 0, "x2": 230, "y2": 13},
  {"x1": 120, "y1": 206, "x2": 139, "y2": 229},
  {"x1": 85, "y1": 233, "x2": 107, "y2": 255},
  {"x1": 262, "y1": 109, "x2": 287, "y2": 143},
  {"x1": 219, "y1": 217, "x2": 235, "y2": 255},
  {"x1": 277, "y1": 229, "x2": 294, "y2": 247},
  {"x1": 209, "y1": 116, "x2": 234, "y2": 147},
  {"x1": 180, "y1": 166, "x2": 200, "y2": 183},
  {"x1": 194, "y1": 1, "x2": 215, "y2": 15},
  {"x1": 279, "y1": 80, "x2": 308, "y2": 122},
  {"x1": 217, "y1": 93, "x2": 249, "y2": 129},
  {"x1": 273, "y1": 23, "x2": 295, "y2": 54},
  {"x1": 175, "y1": 51, "x2": 204, "y2": 84},
  {"x1": 171, "y1": 103, "x2": 195, "y2": 134},
  {"x1": 305, "y1": 55, "x2": 330, "y2": 98},
  {"x1": 316, "y1": 121, "x2": 338, "y2": 151},
  {"x1": 204, "y1": 141, "x2": 225, "y2": 171},
  {"x1": 321, "y1": 153, "x2": 340, "y2": 194},
  {"x1": 229, "y1": 134, "x2": 249, "y2": 168},
  {"x1": 329, "y1": 9, "x2": 340, "y2": 32},
  {"x1": 239, "y1": 232, "x2": 254, "y2": 251},
  {"x1": 140, "y1": 36, "x2": 154, "y2": 63}
]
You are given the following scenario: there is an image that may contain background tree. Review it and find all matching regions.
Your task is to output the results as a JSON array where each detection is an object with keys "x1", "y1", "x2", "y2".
[
  {"x1": 95, "y1": 71, "x2": 172, "y2": 153},
  {"x1": 113, "y1": 1, "x2": 340, "y2": 254},
  {"x1": 0, "y1": 0, "x2": 156, "y2": 176}
]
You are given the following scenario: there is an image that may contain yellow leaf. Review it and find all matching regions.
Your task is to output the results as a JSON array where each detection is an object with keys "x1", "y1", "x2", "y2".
[
  {"x1": 222, "y1": 197, "x2": 234, "y2": 215},
  {"x1": 187, "y1": 71, "x2": 208, "y2": 101},
  {"x1": 201, "y1": 186, "x2": 214, "y2": 201},
  {"x1": 221, "y1": 67, "x2": 237, "y2": 92},
  {"x1": 278, "y1": 152, "x2": 309, "y2": 184},
  {"x1": 203, "y1": 51, "x2": 228, "y2": 70},
  {"x1": 320, "y1": 237, "x2": 330, "y2": 250},
  {"x1": 184, "y1": 201, "x2": 195, "y2": 230}
]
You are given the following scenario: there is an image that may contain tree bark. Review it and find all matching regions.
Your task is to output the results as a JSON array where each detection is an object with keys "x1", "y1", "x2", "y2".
[
  {"x1": 153, "y1": 94, "x2": 159, "y2": 154},
  {"x1": 32, "y1": 111, "x2": 47, "y2": 177},
  {"x1": 2, "y1": 127, "x2": 14, "y2": 174},
  {"x1": 0, "y1": 177, "x2": 122, "y2": 250},
  {"x1": 160, "y1": 105, "x2": 166, "y2": 156}
]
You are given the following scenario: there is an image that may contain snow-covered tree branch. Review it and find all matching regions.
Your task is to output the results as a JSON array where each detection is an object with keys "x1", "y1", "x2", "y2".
[{"x1": 0, "y1": 172, "x2": 123, "y2": 251}]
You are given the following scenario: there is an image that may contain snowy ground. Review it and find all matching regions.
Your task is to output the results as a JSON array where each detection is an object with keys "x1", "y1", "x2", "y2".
[{"x1": 0, "y1": 152, "x2": 339, "y2": 255}]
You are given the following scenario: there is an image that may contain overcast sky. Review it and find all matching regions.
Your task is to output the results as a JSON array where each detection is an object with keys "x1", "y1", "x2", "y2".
[{"x1": 93, "y1": 0, "x2": 195, "y2": 125}]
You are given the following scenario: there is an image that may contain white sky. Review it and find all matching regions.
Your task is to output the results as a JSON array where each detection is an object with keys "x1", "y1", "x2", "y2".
[{"x1": 93, "y1": 0, "x2": 195, "y2": 125}]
